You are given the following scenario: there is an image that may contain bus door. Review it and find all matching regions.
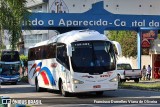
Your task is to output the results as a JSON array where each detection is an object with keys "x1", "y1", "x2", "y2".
[{"x1": 56, "y1": 43, "x2": 71, "y2": 90}]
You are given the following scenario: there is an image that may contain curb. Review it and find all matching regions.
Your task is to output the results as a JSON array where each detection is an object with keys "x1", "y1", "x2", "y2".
[{"x1": 119, "y1": 85, "x2": 160, "y2": 92}]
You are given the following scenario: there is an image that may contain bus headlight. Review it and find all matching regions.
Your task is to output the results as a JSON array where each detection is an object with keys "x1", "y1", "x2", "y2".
[
  {"x1": 110, "y1": 76, "x2": 118, "y2": 82},
  {"x1": 72, "y1": 79, "x2": 84, "y2": 84}
]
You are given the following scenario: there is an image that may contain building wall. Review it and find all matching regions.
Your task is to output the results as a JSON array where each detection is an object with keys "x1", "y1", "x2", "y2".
[
  {"x1": 103, "y1": 0, "x2": 160, "y2": 15},
  {"x1": 23, "y1": 1, "x2": 49, "y2": 55},
  {"x1": 26, "y1": 0, "x2": 46, "y2": 8},
  {"x1": 48, "y1": 0, "x2": 160, "y2": 15},
  {"x1": 150, "y1": 38, "x2": 160, "y2": 54},
  {"x1": 22, "y1": 30, "x2": 57, "y2": 55},
  {"x1": 117, "y1": 55, "x2": 151, "y2": 70},
  {"x1": 117, "y1": 56, "x2": 138, "y2": 69},
  {"x1": 141, "y1": 55, "x2": 151, "y2": 69}
]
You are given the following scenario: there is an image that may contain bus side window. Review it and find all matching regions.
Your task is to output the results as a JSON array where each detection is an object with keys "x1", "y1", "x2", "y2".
[
  {"x1": 57, "y1": 44, "x2": 70, "y2": 70},
  {"x1": 46, "y1": 45, "x2": 50, "y2": 59},
  {"x1": 41, "y1": 46, "x2": 46, "y2": 59},
  {"x1": 28, "y1": 48, "x2": 35, "y2": 61},
  {"x1": 47, "y1": 44, "x2": 56, "y2": 59},
  {"x1": 52, "y1": 44, "x2": 56, "y2": 58},
  {"x1": 35, "y1": 47, "x2": 39, "y2": 60}
]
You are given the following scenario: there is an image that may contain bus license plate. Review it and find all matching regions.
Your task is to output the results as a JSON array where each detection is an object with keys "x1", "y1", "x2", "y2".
[{"x1": 93, "y1": 85, "x2": 101, "y2": 88}]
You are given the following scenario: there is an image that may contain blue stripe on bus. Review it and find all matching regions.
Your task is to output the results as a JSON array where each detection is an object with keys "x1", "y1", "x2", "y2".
[
  {"x1": 39, "y1": 67, "x2": 56, "y2": 86},
  {"x1": 37, "y1": 62, "x2": 42, "y2": 68}
]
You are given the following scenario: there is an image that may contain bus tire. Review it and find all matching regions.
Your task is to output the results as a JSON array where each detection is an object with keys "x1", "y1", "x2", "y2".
[
  {"x1": 60, "y1": 81, "x2": 70, "y2": 97},
  {"x1": 117, "y1": 74, "x2": 121, "y2": 83},
  {"x1": 35, "y1": 78, "x2": 43, "y2": 92},
  {"x1": 134, "y1": 78, "x2": 139, "y2": 83},
  {"x1": 96, "y1": 91, "x2": 103, "y2": 96},
  {"x1": 121, "y1": 79, "x2": 126, "y2": 83},
  {"x1": 12, "y1": 82, "x2": 17, "y2": 85}
]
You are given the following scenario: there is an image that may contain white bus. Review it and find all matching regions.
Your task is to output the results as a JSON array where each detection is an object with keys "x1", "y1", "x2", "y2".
[{"x1": 28, "y1": 30, "x2": 121, "y2": 97}]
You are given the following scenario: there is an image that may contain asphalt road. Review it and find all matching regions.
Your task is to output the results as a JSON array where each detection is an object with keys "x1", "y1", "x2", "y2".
[{"x1": 0, "y1": 82, "x2": 160, "y2": 107}]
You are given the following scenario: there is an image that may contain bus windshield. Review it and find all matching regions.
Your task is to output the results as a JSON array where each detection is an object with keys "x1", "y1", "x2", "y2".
[
  {"x1": 1, "y1": 51, "x2": 20, "y2": 62},
  {"x1": 0, "y1": 63, "x2": 20, "y2": 75},
  {"x1": 71, "y1": 41, "x2": 116, "y2": 74}
]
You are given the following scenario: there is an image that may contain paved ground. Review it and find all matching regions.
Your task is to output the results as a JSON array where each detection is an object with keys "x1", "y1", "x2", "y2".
[
  {"x1": 0, "y1": 82, "x2": 160, "y2": 107},
  {"x1": 125, "y1": 79, "x2": 160, "y2": 83}
]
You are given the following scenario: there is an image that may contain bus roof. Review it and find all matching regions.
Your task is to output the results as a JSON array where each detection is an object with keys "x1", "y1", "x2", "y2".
[
  {"x1": 31, "y1": 30, "x2": 109, "y2": 48},
  {"x1": 49, "y1": 30, "x2": 109, "y2": 44}
]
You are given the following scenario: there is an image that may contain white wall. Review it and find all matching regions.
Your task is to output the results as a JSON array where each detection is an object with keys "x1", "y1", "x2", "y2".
[
  {"x1": 48, "y1": 0, "x2": 160, "y2": 15},
  {"x1": 26, "y1": 0, "x2": 45, "y2": 8},
  {"x1": 117, "y1": 56, "x2": 137, "y2": 69},
  {"x1": 141, "y1": 55, "x2": 151, "y2": 69},
  {"x1": 117, "y1": 55, "x2": 151, "y2": 69},
  {"x1": 104, "y1": 0, "x2": 160, "y2": 15}
]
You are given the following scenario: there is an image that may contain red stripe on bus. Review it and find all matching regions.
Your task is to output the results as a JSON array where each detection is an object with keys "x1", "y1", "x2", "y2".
[
  {"x1": 40, "y1": 71, "x2": 49, "y2": 85},
  {"x1": 36, "y1": 67, "x2": 41, "y2": 72},
  {"x1": 29, "y1": 63, "x2": 37, "y2": 73}
]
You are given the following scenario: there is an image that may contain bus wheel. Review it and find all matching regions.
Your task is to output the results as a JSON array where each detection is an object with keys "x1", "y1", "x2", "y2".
[
  {"x1": 12, "y1": 82, "x2": 17, "y2": 85},
  {"x1": 117, "y1": 75, "x2": 121, "y2": 83},
  {"x1": 96, "y1": 91, "x2": 103, "y2": 96},
  {"x1": 35, "y1": 79, "x2": 43, "y2": 92},
  {"x1": 60, "y1": 81, "x2": 69, "y2": 97},
  {"x1": 134, "y1": 78, "x2": 139, "y2": 83}
]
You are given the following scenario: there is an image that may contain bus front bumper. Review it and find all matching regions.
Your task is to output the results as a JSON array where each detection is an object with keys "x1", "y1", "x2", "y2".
[
  {"x1": 68, "y1": 82, "x2": 118, "y2": 93},
  {"x1": 0, "y1": 77, "x2": 20, "y2": 83}
]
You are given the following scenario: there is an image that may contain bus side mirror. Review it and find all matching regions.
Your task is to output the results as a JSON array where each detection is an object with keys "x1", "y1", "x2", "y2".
[
  {"x1": 112, "y1": 41, "x2": 122, "y2": 56},
  {"x1": 67, "y1": 44, "x2": 72, "y2": 57}
]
